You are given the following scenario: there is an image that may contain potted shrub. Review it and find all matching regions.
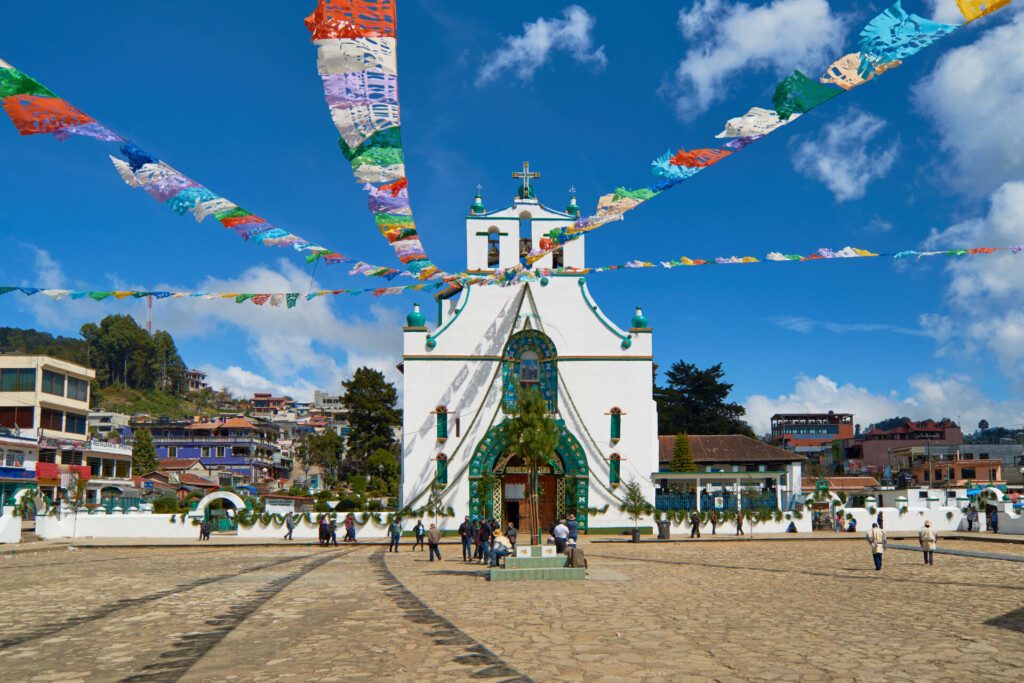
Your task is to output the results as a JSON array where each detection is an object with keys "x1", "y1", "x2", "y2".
[{"x1": 619, "y1": 479, "x2": 653, "y2": 542}]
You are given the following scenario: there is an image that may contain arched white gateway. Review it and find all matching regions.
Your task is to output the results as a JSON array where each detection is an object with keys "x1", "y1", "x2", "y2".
[{"x1": 193, "y1": 491, "x2": 246, "y2": 516}]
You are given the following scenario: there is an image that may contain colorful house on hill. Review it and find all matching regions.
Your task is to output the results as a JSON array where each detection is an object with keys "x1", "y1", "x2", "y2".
[
  {"x1": 842, "y1": 419, "x2": 963, "y2": 473},
  {"x1": 133, "y1": 416, "x2": 288, "y2": 484}
]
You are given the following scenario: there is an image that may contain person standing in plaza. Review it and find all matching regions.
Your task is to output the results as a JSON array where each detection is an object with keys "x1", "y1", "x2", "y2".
[
  {"x1": 735, "y1": 510, "x2": 745, "y2": 536},
  {"x1": 689, "y1": 510, "x2": 701, "y2": 539},
  {"x1": 328, "y1": 518, "x2": 339, "y2": 546},
  {"x1": 318, "y1": 516, "x2": 329, "y2": 545},
  {"x1": 918, "y1": 520, "x2": 937, "y2": 565},
  {"x1": 505, "y1": 521, "x2": 518, "y2": 552},
  {"x1": 412, "y1": 518, "x2": 425, "y2": 551},
  {"x1": 283, "y1": 513, "x2": 296, "y2": 541},
  {"x1": 344, "y1": 513, "x2": 356, "y2": 542},
  {"x1": 989, "y1": 510, "x2": 999, "y2": 533},
  {"x1": 867, "y1": 522, "x2": 886, "y2": 570},
  {"x1": 710, "y1": 510, "x2": 719, "y2": 535},
  {"x1": 567, "y1": 514, "x2": 579, "y2": 544},
  {"x1": 553, "y1": 518, "x2": 570, "y2": 554},
  {"x1": 478, "y1": 519, "x2": 494, "y2": 564},
  {"x1": 967, "y1": 507, "x2": 978, "y2": 532},
  {"x1": 877, "y1": 511, "x2": 884, "y2": 529},
  {"x1": 427, "y1": 522, "x2": 442, "y2": 562},
  {"x1": 458, "y1": 516, "x2": 472, "y2": 561},
  {"x1": 388, "y1": 517, "x2": 402, "y2": 553}
]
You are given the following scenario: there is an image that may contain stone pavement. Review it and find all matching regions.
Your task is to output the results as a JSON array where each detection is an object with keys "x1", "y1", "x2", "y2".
[{"x1": 0, "y1": 539, "x2": 1021, "y2": 681}]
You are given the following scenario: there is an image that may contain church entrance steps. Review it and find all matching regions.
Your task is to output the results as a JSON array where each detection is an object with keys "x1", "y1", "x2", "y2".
[
  {"x1": 489, "y1": 566, "x2": 585, "y2": 581},
  {"x1": 504, "y1": 555, "x2": 569, "y2": 569}
]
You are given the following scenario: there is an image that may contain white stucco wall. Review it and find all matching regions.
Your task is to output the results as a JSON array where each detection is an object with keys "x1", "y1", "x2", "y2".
[
  {"x1": 237, "y1": 515, "x2": 389, "y2": 539},
  {"x1": 401, "y1": 275, "x2": 657, "y2": 531},
  {"x1": 996, "y1": 508, "x2": 1024, "y2": 534},
  {"x1": 0, "y1": 510, "x2": 21, "y2": 544},
  {"x1": 839, "y1": 506, "x2": 965, "y2": 533},
  {"x1": 667, "y1": 515, "x2": 812, "y2": 536},
  {"x1": 36, "y1": 513, "x2": 199, "y2": 539}
]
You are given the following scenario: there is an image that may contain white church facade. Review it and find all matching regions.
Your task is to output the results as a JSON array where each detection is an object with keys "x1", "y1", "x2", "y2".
[{"x1": 400, "y1": 167, "x2": 659, "y2": 534}]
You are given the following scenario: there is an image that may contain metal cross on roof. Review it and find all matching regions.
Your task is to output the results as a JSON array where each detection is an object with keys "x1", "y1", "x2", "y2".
[{"x1": 513, "y1": 161, "x2": 540, "y2": 193}]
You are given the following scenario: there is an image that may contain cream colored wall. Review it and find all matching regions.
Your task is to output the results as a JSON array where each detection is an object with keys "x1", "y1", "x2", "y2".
[{"x1": 0, "y1": 356, "x2": 95, "y2": 440}]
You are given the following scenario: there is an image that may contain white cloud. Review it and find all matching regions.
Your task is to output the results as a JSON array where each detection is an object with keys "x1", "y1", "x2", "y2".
[
  {"x1": 771, "y1": 316, "x2": 925, "y2": 337},
  {"x1": 744, "y1": 373, "x2": 1024, "y2": 434},
  {"x1": 924, "y1": 0, "x2": 968, "y2": 24},
  {"x1": 913, "y1": 11, "x2": 1024, "y2": 195},
  {"x1": 791, "y1": 110, "x2": 900, "y2": 201},
  {"x1": 667, "y1": 0, "x2": 845, "y2": 119},
  {"x1": 476, "y1": 5, "x2": 606, "y2": 86},
  {"x1": 919, "y1": 181, "x2": 1024, "y2": 382},
  {"x1": 8, "y1": 246, "x2": 405, "y2": 402}
]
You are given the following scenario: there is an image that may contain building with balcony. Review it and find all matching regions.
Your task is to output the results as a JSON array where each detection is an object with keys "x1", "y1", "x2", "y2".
[
  {"x1": 83, "y1": 441, "x2": 135, "y2": 505},
  {"x1": 842, "y1": 419, "x2": 963, "y2": 473},
  {"x1": 890, "y1": 445, "x2": 1007, "y2": 489},
  {"x1": 134, "y1": 415, "x2": 287, "y2": 482},
  {"x1": 186, "y1": 368, "x2": 208, "y2": 393},
  {"x1": 0, "y1": 431, "x2": 40, "y2": 506},
  {"x1": 0, "y1": 355, "x2": 95, "y2": 442},
  {"x1": 251, "y1": 393, "x2": 288, "y2": 418},
  {"x1": 771, "y1": 412, "x2": 854, "y2": 466},
  {"x1": 653, "y1": 435, "x2": 806, "y2": 512}
]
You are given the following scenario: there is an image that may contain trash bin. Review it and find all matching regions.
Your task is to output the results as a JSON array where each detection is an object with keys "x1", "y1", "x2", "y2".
[{"x1": 657, "y1": 519, "x2": 671, "y2": 540}]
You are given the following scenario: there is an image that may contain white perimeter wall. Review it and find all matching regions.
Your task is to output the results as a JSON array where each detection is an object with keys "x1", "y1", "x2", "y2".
[
  {"x1": 36, "y1": 513, "x2": 199, "y2": 539},
  {"x1": 0, "y1": 510, "x2": 21, "y2": 543},
  {"x1": 841, "y1": 506, "x2": 966, "y2": 533}
]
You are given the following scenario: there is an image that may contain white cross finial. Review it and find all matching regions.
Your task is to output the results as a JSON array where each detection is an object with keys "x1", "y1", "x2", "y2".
[
  {"x1": 476, "y1": 183, "x2": 483, "y2": 195},
  {"x1": 512, "y1": 161, "x2": 540, "y2": 193},
  {"x1": 569, "y1": 185, "x2": 576, "y2": 195}
]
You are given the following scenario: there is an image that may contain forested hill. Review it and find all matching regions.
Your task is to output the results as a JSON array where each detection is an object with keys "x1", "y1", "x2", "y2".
[
  {"x1": 0, "y1": 327, "x2": 89, "y2": 365},
  {"x1": 0, "y1": 315, "x2": 190, "y2": 396}
]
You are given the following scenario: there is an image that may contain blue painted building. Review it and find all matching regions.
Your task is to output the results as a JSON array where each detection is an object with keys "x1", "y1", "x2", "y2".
[{"x1": 133, "y1": 416, "x2": 288, "y2": 483}]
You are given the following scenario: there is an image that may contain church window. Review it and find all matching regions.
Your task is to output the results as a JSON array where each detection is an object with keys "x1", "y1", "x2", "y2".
[
  {"x1": 609, "y1": 453, "x2": 621, "y2": 487},
  {"x1": 436, "y1": 406, "x2": 448, "y2": 441},
  {"x1": 519, "y1": 351, "x2": 540, "y2": 388},
  {"x1": 435, "y1": 453, "x2": 448, "y2": 485},
  {"x1": 552, "y1": 245, "x2": 564, "y2": 269},
  {"x1": 487, "y1": 227, "x2": 500, "y2": 267},
  {"x1": 610, "y1": 408, "x2": 622, "y2": 443}
]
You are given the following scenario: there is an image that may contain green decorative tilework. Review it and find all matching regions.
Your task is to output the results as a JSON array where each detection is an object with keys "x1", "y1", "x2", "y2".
[{"x1": 501, "y1": 329, "x2": 558, "y2": 413}]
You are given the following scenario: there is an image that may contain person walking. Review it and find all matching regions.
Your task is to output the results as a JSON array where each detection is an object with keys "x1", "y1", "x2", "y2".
[
  {"x1": 989, "y1": 510, "x2": 1000, "y2": 534},
  {"x1": 689, "y1": 511, "x2": 701, "y2": 539},
  {"x1": 283, "y1": 513, "x2": 296, "y2": 541},
  {"x1": 505, "y1": 521, "x2": 518, "y2": 552},
  {"x1": 412, "y1": 519, "x2": 425, "y2": 551},
  {"x1": 344, "y1": 513, "x2": 356, "y2": 542},
  {"x1": 867, "y1": 522, "x2": 886, "y2": 571},
  {"x1": 328, "y1": 518, "x2": 339, "y2": 546},
  {"x1": 877, "y1": 511, "x2": 884, "y2": 529},
  {"x1": 918, "y1": 520, "x2": 937, "y2": 565},
  {"x1": 458, "y1": 516, "x2": 472, "y2": 561},
  {"x1": 478, "y1": 520, "x2": 494, "y2": 565},
  {"x1": 388, "y1": 518, "x2": 402, "y2": 553},
  {"x1": 966, "y1": 507, "x2": 978, "y2": 532},
  {"x1": 318, "y1": 516, "x2": 329, "y2": 546},
  {"x1": 427, "y1": 522, "x2": 442, "y2": 562},
  {"x1": 710, "y1": 510, "x2": 719, "y2": 536},
  {"x1": 735, "y1": 510, "x2": 745, "y2": 536}
]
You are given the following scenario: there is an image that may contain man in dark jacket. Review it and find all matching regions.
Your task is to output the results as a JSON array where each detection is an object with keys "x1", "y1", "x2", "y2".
[{"x1": 458, "y1": 516, "x2": 472, "y2": 561}]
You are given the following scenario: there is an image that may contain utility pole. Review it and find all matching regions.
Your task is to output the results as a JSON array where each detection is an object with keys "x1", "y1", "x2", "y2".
[{"x1": 146, "y1": 295, "x2": 153, "y2": 335}]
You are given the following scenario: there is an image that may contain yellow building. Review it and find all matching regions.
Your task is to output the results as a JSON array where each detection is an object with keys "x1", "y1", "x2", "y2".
[{"x1": 0, "y1": 355, "x2": 95, "y2": 441}]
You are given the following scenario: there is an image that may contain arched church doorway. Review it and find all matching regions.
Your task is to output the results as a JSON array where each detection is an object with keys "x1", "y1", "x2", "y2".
[{"x1": 468, "y1": 421, "x2": 589, "y2": 540}]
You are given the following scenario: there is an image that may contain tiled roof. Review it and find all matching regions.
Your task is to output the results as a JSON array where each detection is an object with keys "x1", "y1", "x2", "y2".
[
  {"x1": 801, "y1": 476, "x2": 880, "y2": 491},
  {"x1": 158, "y1": 458, "x2": 202, "y2": 470},
  {"x1": 176, "y1": 473, "x2": 219, "y2": 488},
  {"x1": 658, "y1": 435, "x2": 806, "y2": 464}
]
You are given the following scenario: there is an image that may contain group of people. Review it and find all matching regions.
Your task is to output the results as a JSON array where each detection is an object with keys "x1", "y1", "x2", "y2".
[
  {"x1": 965, "y1": 507, "x2": 1001, "y2": 533},
  {"x1": 197, "y1": 519, "x2": 212, "y2": 541},
  {"x1": 457, "y1": 516, "x2": 517, "y2": 566},
  {"x1": 688, "y1": 510, "x2": 744, "y2": 537},
  {"x1": 310, "y1": 514, "x2": 357, "y2": 546},
  {"x1": 866, "y1": 520, "x2": 939, "y2": 570}
]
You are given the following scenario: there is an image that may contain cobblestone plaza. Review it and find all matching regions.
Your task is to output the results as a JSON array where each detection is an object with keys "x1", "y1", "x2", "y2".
[{"x1": 1, "y1": 538, "x2": 1021, "y2": 681}]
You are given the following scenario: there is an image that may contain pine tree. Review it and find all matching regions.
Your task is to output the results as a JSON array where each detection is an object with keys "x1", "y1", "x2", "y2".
[
  {"x1": 670, "y1": 432, "x2": 697, "y2": 472},
  {"x1": 132, "y1": 427, "x2": 159, "y2": 474},
  {"x1": 341, "y1": 368, "x2": 401, "y2": 470}
]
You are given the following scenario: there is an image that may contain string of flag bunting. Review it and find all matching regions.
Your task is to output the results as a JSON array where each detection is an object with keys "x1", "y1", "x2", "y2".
[
  {"x1": 477, "y1": 0, "x2": 1015, "y2": 285},
  {"x1": 304, "y1": 0, "x2": 442, "y2": 281},
  {"x1": 3, "y1": 243, "x2": 1020, "y2": 307}
]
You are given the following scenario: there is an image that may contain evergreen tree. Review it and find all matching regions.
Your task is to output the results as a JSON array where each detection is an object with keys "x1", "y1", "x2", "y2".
[
  {"x1": 305, "y1": 430, "x2": 346, "y2": 485},
  {"x1": 501, "y1": 387, "x2": 560, "y2": 543},
  {"x1": 132, "y1": 427, "x2": 159, "y2": 474},
  {"x1": 341, "y1": 368, "x2": 401, "y2": 469},
  {"x1": 670, "y1": 432, "x2": 697, "y2": 472},
  {"x1": 655, "y1": 360, "x2": 754, "y2": 436}
]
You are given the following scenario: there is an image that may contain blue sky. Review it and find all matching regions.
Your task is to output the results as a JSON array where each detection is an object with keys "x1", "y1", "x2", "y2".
[{"x1": 2, "y1": 0, "x2": 1024, "y2": 433}]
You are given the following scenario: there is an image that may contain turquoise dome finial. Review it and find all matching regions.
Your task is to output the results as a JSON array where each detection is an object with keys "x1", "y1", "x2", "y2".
[
  {"x1": 631, "y1": 306, "x2": 648, "y2": 329},
  {"x1": 406, "y1": 303, "x2": 425, "y2": 328},
  {"x1": 565, "y1": 186, "x2": 580, "y2": 217},
  {"x1": 470, "y1": 184, "x2": 486, "y2": 215}
]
